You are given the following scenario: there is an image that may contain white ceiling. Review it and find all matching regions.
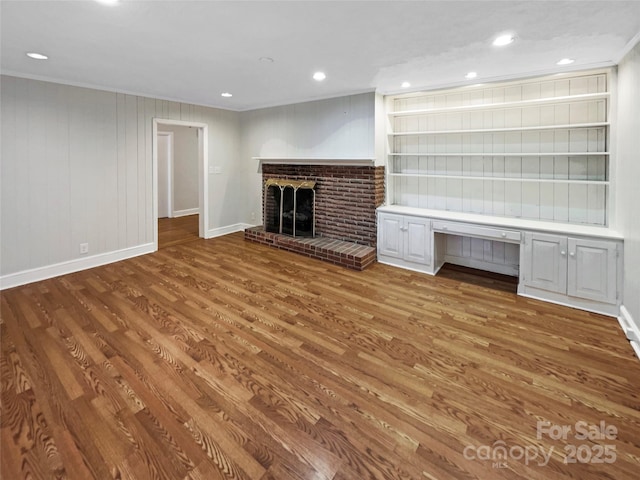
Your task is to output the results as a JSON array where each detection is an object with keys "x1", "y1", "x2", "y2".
[{"x1": 2, "y1": 0, "x2": 640, "y2": 111}]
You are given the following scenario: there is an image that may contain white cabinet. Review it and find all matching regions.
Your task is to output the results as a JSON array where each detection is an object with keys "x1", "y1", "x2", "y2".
[
  {"x1": 521, "y1": 233, "x2": 568, "y2": 294},
  {"x1": 378, "y1": 213, "x2": 431, "y2": 271},
  {"x1": 379, "y1": 213, "x2": 403, "y2": 258},
  {"x1": 377, "y1": 206, "x2": 622, "y2": 316},
  {"x1": 405, "y1": 216, "x2": 431, "y2": 265},
  {"x1": 567, "y1": 238, "x2": 618, "y2": 304},
  {"x1": 520, "y1": 232, "x2": 620, "y2": 311}
]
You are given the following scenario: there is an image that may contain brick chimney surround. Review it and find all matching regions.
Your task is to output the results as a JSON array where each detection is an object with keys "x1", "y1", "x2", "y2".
[{"x1": 244, "y1": 162, "x2": 385, "y2": 270}]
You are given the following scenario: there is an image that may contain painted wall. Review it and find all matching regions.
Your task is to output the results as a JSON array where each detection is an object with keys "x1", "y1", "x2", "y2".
[
  {"x1": 158, "y1": 125, "x2": 199, "y2": 215},
  {"x1": 239, "y1": 92, "x2": 376, "y2": 223},
  {"x1": 0, "y1": 75, "x2": 240, "y2": 279},
  {"x1": 616, "y1": 40, "x2": 640, "y2": 326}
]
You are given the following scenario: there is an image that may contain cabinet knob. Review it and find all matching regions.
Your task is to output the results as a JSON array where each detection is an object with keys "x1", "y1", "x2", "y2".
[
  {"x1": 561, "y1": 250, "x2": 566, "y2": 256},
  {"x1": 501, "y1": 232, "x2": 507, "y2": 237},
  {"x1": 569, "y1": 252, "x2": 575, "y2": 257}
]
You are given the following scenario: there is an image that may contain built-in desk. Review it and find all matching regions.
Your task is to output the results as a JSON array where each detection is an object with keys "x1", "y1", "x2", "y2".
[{"x1": 377, "y1": 205, "x2": 624, "y2": 316}]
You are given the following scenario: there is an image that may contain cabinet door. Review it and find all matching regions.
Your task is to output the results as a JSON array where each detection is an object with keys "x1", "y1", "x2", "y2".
[
  {"x1": 404, "y1": 217, "x2": 431, "y2": 266},
  {"x1": 567, "y1": 238, "x2": 617, "y2": 304},
  {"x1": 522, "y1": 232, "x2": 567, "y2": 294},
  {"x1": 378, "y1": 213, "x2": 403, "y2": 258}
]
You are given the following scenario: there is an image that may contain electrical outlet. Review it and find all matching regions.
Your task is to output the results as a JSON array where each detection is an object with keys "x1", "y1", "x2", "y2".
[
  {"x1": 80, "y1": 243, "x2": 89, "y2": 255},
  {"x1": 250, "y1": 211, "x2": 256, "y2": 221}
]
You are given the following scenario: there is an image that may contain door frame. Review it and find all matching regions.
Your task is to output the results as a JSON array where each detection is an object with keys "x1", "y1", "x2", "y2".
[
  {"x1": 156, "y1": 130, "x2": 174, "y2": 219},
  {"x1": 152, "y1": 118, "x2": 209, "y2": 250}
]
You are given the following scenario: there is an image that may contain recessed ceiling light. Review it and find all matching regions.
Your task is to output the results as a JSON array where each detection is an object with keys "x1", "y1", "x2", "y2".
[
  {"x1": 26, "y1": 52, "x2": 48, "y2": 60},
  {"x1": 556, "y1": 58, "x2": 575, "y2": 65},
  {"x1": 401, "y1": 82, "x2": 411, "y2": 88},
  {"x1": 313, "y1": 71, "x2": 326, "y2": 81},
  {"x1": 465, "y1": 71, "x2": 478, "y2": 79},
  {"x1": 259, "y1": 57, "x2": 274, "y2": 63},
  {"x1": 95, "y1": 0, "x2": 119, "y2": 5},
  {"x1": 221, "y1": 92, "x2": 232, "y2": 98},
  {"x1": 493, "y1": 34, "x2": 515, "y2": 46}
]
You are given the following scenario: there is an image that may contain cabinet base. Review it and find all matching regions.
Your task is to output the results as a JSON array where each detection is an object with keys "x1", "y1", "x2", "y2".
[{"x1": 517, "y1": 285, "x2": 618, "y2": 317}]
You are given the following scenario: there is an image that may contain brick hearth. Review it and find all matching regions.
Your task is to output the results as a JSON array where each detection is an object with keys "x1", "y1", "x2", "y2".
[
  {"x1": 244, "y1": 227, "x2": 377, "y2": 270},
  {"x1": 245, "y1": 163, "x2": 385, "y2": 269}
]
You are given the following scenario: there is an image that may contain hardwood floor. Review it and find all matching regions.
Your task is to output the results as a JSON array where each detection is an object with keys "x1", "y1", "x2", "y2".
[
  {"x1": 2, "y1": 232, "x2": 639, "y2": 480},
  {"x1": 158, "y1": 215, "x2": 199, "y2": 248}
]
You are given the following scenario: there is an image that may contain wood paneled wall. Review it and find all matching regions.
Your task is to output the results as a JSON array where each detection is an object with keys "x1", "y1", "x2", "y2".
[{"x1": 0, "y1": 76, "x2": 240, "y2": 277}]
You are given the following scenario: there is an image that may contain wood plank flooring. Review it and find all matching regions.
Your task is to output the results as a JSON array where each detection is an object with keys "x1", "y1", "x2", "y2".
[
  {"x1": 158, "y1": 215, "x2": 199, "y2": 248},
  {"x1": 2, "y1": 232, "x2": 639, "y2": 480}
]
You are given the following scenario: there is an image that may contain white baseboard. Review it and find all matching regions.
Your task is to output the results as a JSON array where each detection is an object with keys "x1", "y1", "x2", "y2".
[
  {"x1": 172, "y1": 208, "x2": 199, "y2": 218},
  {"x1": 618, "y1": 305, "x2": 640, "y2": 360},
  {"x1": 0, "y1": 222, "x2": 259, "y2": 290},
  {"x1": 0, "y1": 243, "x2": 155, "y2": 290},
  {"x1": 205, "y1": 223, "x2": 255, "y2": 239}
]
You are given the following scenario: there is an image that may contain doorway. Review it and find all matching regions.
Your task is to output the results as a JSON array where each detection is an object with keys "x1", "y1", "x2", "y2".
[{"x1": 153, "y1": 119, "x2": 209, "y2": 251}]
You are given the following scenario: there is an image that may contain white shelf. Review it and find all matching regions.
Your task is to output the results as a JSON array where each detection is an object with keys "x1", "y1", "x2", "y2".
[
  {"x1": 388, "y1": 173, "x2": 608, "y2": 185},
  {"x1": 389, "y1": 92, "x2": 610, "y2": 117},
  {"x1": 389, "y1": 152, "x2": 609, "y2": 157},
  {"x1": 253, "y1": 157, "x2": 375, "y2": 166},
  {"x1": 389, "y1": 122, "x2": 609, "y2": 136}
]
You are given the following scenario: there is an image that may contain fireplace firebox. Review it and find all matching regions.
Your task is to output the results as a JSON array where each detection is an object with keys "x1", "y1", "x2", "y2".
[{"x1": 264, "y1": 179, "x2": 316, "y2": 237}]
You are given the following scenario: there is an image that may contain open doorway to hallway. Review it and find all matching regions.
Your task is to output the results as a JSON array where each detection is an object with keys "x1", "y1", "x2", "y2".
[
  {"x1": 153, "y1": 119, "x2": 209, "y2": 250},
  {"x1": 156, "y1": 125, "x2": 199, "y2": 249}
]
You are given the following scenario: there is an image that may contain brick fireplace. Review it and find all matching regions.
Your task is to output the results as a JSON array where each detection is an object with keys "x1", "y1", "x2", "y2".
[{"x1": 244, "y1": 163, "x2": 385, "y2": 269}]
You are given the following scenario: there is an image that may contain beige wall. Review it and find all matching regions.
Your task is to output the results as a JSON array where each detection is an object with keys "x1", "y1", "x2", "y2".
[{"x1": 616, "y1": 40, "x2": 640, "y2": 325}]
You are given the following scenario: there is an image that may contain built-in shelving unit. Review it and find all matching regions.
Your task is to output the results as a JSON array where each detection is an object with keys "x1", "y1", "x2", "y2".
[
  {"x1": 379, "y1": 69, "x2": 622, "y2": 317},
  {"x1": 386, "y1": 69, "x2": 611, "y2": 226}
]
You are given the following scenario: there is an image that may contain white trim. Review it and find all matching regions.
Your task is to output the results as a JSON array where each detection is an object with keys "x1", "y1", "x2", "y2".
[
  {"x1": 0, "y1": 71, "x2": 238, "y2": 113},
  {"x1": 376, "y1": 255, "x2": 441, "y2": 276},
  {"x1": 379, "y1": 63, "x2": 616, "y2": 96},
  {"x1": 618, "y1": 306, "x2": 640, "y2": 360},
  {"x1": 254, "y1": 157, "x2": 375, "y2": 166},
  {"x1": 205, "y1": 223, "x2": 255, "y2": 239},
  {"x1": 0, "y1": 243, "x2": 155, "y2": 290},
  {"x1": 618, "y1": 306, "x2": 639, "y2": 340},
  {"x1": 0, "y1": 71, "x2": 374, "y2": 113},
  {"x1": 614, "y1": 31, "x2": 640, "y2": 64},
  {"x1": 619, "y1": 304, "x2": 640, "y2": 337},
  {"x1": 172, "y1": 208, "x2": 199, "y2": 218}
]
